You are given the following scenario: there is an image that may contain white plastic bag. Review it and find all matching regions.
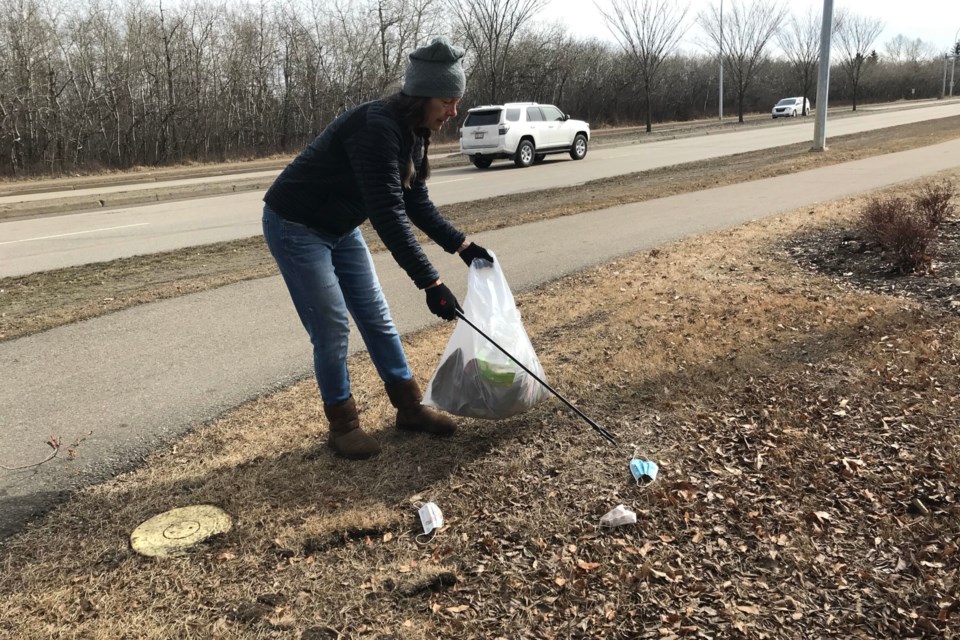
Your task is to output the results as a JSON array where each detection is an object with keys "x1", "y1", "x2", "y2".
[{"x1": 423, "y1": 252, "x2": 551, "y2": 419}]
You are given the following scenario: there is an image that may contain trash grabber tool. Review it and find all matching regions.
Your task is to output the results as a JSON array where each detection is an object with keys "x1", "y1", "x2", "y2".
[{"x1": 454, "y1": 309, "x2": 617, "y2": 446}]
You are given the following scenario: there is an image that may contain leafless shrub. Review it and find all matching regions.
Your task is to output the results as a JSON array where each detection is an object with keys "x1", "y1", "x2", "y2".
[
  {"x1": 858, "y1": 196, "x2": 937, "y2": 273},
  {"x1": 914, "y1": 179, "x2": 956, "y2": 227}
]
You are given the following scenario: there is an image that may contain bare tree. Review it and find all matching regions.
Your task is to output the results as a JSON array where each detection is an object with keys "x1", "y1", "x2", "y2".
[
  {"x1": 157, "y1": 0, "x2": 184, "y2": 160},
  {"x1": 598, "y1": 0, "x2": 689, "y2": 132},
  {"x1": 884, "y1": 34, "x2": 909, "y2": 64},
  {"x1": 450, "y1": 0, "x2": 547, "y2": 105},
  {"x1": 875, "y1": 34, "x2": 936, "y2": 102},
  {"x1": 884, "y1": 34, "x2": 935, "y2": 64},
  {"x1": 181, "y1": 2, "x2": 221, "y2": 158},
  {"x1": 776, "y1": 7, "x2": 820, "y2": 109},
  {"x1": 2, "y1": 0, "x2": 54, "y2": 173},
  {"x1": 370, "y1": 0, "x2": 441, "y2": 94},
  {"x1": 835, "y1": 10, "x2": 884, "y2": 110},
  {"x1": 699, "y1": 0, "x2": 786, "y2": 123},
  {"x1": 327, "y1": 0, "x2": 381, "y2": 108},
  {"x1": 497, "y1": 23, "x2": 568, "y2": 103},
  {"x1": 529, "y1": 36, "x2": 629, "y2": 124}
]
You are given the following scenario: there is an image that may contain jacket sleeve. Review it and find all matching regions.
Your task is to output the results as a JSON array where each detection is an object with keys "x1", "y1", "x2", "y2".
[
  {"x1": 342, "y1": 113, "x2": 440, "y2": 289},
  {"x1": 403, "y1": 174, "x2": 466, "y2": 254}
]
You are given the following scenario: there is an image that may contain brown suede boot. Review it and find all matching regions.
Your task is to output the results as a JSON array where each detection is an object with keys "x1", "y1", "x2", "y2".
[
  {"x1": 385, "y1": 378, "x2": 457, "y2": 436},
  {"x1": 323, "y1": 396, "x2": 381, "y2": 459}
]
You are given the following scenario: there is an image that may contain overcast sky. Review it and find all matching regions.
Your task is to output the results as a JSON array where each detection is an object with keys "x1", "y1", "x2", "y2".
[{"x1": 546, "y1": 0, "x2": 960, "y2": 56}]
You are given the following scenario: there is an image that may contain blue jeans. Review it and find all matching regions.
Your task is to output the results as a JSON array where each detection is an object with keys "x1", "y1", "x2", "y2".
[{"x1": 262, "y1": 204, "x2": 413, "y2": 405}]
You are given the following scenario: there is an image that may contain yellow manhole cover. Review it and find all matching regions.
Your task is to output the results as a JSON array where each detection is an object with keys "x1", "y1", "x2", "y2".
[{"x1": 130, "y1": 505, "x2": 232, "y2": 557}]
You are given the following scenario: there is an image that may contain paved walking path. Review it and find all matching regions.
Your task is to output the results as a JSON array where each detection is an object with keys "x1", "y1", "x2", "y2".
[{"x1": 2, "y1": 138, "x2": 959, "y2": 538}]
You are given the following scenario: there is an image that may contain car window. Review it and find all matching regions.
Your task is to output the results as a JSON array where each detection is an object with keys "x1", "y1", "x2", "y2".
[
  {"x1": 541, "y1": 105, "x2": 565, "y2": 121},
  {"x1": 505, "y1": 108, "x2": 520, "y2": 122},
  {"x1": 776, "y1": 99, "x2": 795, "y2": 106},
  {"x1": 526, "y1": 107, "x2": 545, "y2": 122},
  {"x1": 464, "y1": 110, "x2": 502, "y2": 127}
]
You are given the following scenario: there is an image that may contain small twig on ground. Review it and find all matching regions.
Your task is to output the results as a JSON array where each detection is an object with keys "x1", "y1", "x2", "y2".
[{"x1": 0, "y1": 431, "x2": 92, "y2": 471}]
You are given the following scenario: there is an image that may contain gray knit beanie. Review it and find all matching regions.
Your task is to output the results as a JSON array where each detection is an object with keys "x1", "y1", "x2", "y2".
[{"x1": 402, "y1": 36, "x2": 466, "y2": 98}]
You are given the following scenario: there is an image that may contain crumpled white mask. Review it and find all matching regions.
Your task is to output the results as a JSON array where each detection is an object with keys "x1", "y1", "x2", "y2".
[
  {"x1": 600, "y1": 504, "x2": 637, "y2": 528},
  {"x1": 418, "y1": 502, "x2": 444, "y2": 535}
]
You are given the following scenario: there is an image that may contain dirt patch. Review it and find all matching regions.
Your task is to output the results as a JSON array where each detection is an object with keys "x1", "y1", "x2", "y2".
[
  {"x1": 1, "y1": 174, "x2": 958, "y2": 638},
  {"x1": 3, "y1": 116, "x2": 960, "y2": 343}
]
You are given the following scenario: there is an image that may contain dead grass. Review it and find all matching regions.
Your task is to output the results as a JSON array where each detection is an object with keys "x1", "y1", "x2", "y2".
[
  {"x1": 3, "y1": 116, "x2": 960, "y2": 342},
  {"x1": 1, "y1": 176, "x2": 958, "y2": 638}
]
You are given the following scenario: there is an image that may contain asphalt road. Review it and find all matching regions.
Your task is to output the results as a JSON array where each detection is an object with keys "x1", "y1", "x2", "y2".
[{"x1": 3, "y1": 101, "x2": 960, "y2": 278}]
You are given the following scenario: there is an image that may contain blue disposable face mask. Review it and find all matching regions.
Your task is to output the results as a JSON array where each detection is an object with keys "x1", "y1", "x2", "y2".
[{"x1": 630, "y1": 458, "x2": 659, "y2": 485}]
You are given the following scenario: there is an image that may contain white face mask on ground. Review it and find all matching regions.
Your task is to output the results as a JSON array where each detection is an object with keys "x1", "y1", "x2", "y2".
[
  {"x1": 600, "y1": 504, "x2": 637, "y2": 528},
  {"x1": 418, "y1": 502, "x2": 444, "y2": 535}
]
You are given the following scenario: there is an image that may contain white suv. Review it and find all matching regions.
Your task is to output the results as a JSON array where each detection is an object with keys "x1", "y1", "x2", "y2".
[{"x1": 459, "y1": 102, "x2": 590, "y2": 169}]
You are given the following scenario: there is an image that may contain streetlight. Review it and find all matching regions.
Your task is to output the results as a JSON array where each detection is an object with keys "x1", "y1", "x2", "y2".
[
  {"x1": 718, "y1": 0, "x2": 724, "y2": 120},
  {"x1": 812, "y1": 0, "x2": 834, "y2": 151},
  {"x1": 944, "y1": 52, "x2": 950, "y2": 99},
  {"x1": 951, "y1": 27, "x2": 959, "y2": 97}
]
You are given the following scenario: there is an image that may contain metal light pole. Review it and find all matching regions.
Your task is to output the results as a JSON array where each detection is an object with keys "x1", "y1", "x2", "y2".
[
  {"x1": 952, "y1": 29, "x2": 960, "y2": 98},
  {"x1": 945, "y1": 53, "x2": 950, "y2": 99},
  {"x1": 952, "y1": 55, "x2": 957, "y2": 97},
  {"x1": 719, "y1": 0, "x2": 724, "y2": 120},
  {"x1": 812, "y1": 0, "x2": 834, "y2": 151}
]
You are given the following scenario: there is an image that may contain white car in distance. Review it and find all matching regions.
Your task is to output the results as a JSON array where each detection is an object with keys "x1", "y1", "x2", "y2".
[
  {"x1": 459, "y1": 102, "x2": 590, "y2": 169},
  {"x1": 772, "y1": 96, "x2": 810, "y2": 118}
]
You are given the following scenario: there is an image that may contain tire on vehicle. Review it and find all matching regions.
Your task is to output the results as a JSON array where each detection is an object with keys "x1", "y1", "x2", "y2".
[
  {"x1": 569, "y1": 134, "x2": 588, "y2": 161},
  {"x1": 472, "y1": 156, "x2": 493, "y2": 169},
  {"x1": 514, "y1": 139, "x2": 535, "y2": 168}
]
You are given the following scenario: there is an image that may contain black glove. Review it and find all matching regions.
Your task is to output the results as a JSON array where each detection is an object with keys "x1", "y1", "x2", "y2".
[
  {"x1": 425, "y1": 283, "x2": 462, "y2": 321},
  {"x1": 459, "y1": 242, "x2": 494, "y2": 268}
]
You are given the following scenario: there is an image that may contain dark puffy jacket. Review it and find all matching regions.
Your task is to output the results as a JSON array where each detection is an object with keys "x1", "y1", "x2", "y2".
[{"x1": 263, "y1": 100, "x2": 465, "y2": 289}]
